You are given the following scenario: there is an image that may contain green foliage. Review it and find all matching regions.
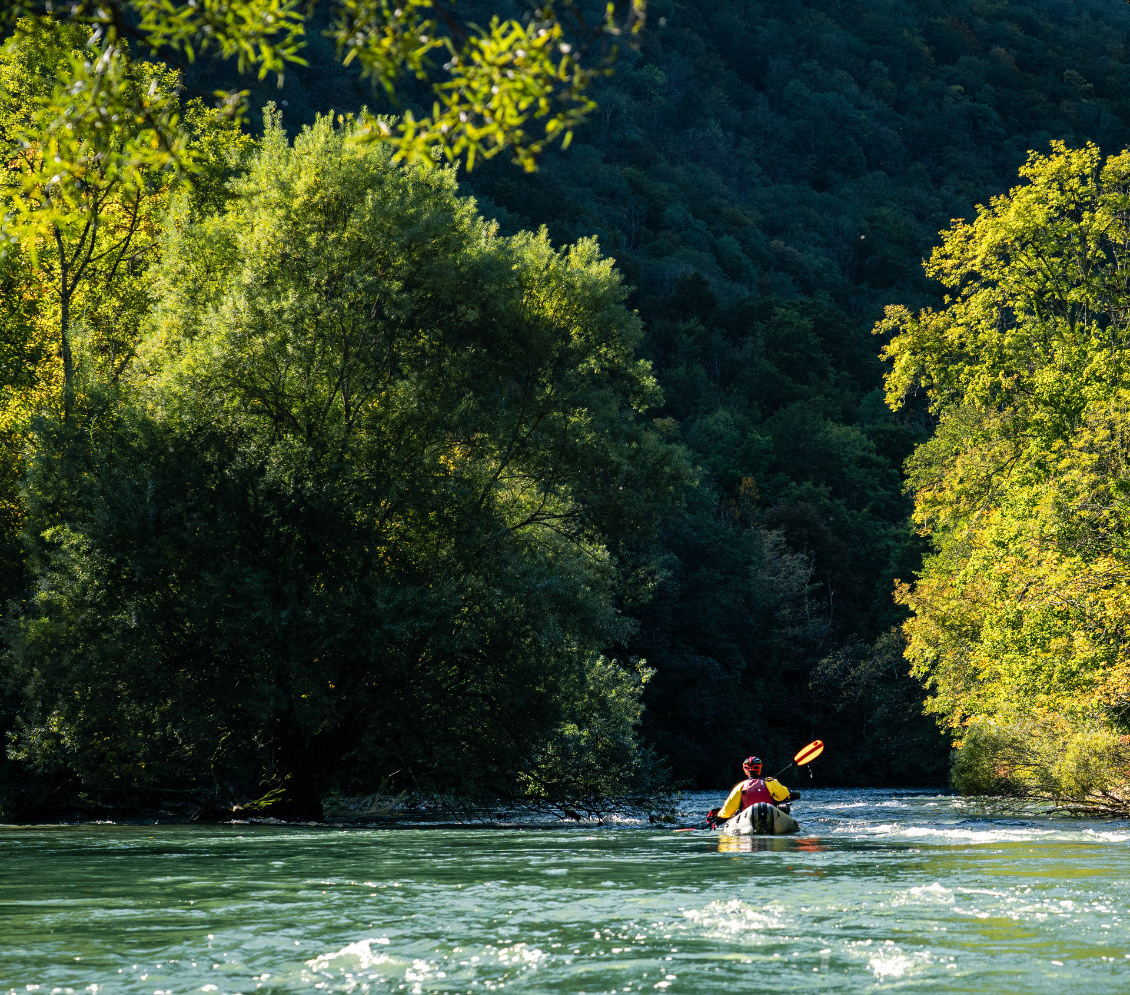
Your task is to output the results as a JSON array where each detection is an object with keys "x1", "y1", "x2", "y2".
[
  {"x1": 880, "y1": 141, "x2": 1130, "y2": 432},
  {"x1": 22, "y1": 0, "x2": 1130, "y2": 800},
  {"x1": 0, "y1": 24, "x2": 251, "y2": 428},
  {"x1": 181, "y1": 98, "x2": 258, "y2": 217},
  {"x1": 2, "y1": 111, "x2": 688, "y2": 817},
  {"x1": 0, "y1": 19, "x2": 187, "y2": 265},
  {"x1": 442, "y1": 0, "x2": 1130, "y2": 785},
  {"x1": 0, "y1": 250, "x2": 42, "y2": 605},
  {"x1": 883, "y1": 136, "x2": 1130, "y2": 803},
  {"x1": 0, "y1": 26, "x2": 254, "y2": 617},
  {"x1": 458, "y1": 0, "x2": 1130, "y2": 315},
  {"x1": 810, "y1": 629, "x2": 952, "y2": 787},
  {"x1": 951, "y1": 715, "x2": 1130, "y2": 814},
  {"x1": 363, "y1": 10, "x2": 605, "y2": 172},
  {"x1": 883, "y1": 145, "x2": 1130, "y2": 739},
  {"x1": 181, "y1": 0, "x2": 1130, "y2": 786},
  {"x1": 626, "y1": 497, "x2": 821, "y2": 785},
  {"x1": 0, "y1": 1, "x2": 644, "y2": 178},
  {"x1": 521, "y1": 656, "x2": 668, "y2": 816}
]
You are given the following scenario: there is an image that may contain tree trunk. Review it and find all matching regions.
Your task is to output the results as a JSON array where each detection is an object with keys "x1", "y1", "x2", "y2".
[{"x1": 55, "y1": 226, "x2": 74, "y2": 421}]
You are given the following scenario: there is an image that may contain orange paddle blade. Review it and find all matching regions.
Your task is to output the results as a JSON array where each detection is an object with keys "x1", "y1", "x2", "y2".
[{"x1": 794, "y1": 740, "x2": 824, "y2": 765}]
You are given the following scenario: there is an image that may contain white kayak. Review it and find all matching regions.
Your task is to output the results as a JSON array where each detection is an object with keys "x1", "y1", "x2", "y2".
[{"x1": 721, "y1": 801, "x2": 799, "y2": 836}]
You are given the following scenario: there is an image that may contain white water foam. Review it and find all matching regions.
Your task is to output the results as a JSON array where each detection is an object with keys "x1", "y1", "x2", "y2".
[
  {"x1": 867, "y1": 947, "x2": 933, "y2": 981},
  {"x1": 305, "y1": 937, "x2": 392, "y2": 973},
  {"x1": 831, "y1": 822, "x2": 1052, "y2": 843},
  {"x1": 1084, "y1": 829, "x2": 1130, "y2": 842},
  {"x1": 683, "y1": 899, "x2": 787, "y2": 938},
  {"x1": 493, "y1": 944, "x2": 547, "y2": 968},
  {"x1": 890, "y1": 882, "x2": 954, "y2": 906}
]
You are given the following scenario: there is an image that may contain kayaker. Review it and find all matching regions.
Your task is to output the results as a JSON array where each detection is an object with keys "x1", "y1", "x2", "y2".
[{"x1": 706, "y1": 756, "x2": 794, "y2": 827}]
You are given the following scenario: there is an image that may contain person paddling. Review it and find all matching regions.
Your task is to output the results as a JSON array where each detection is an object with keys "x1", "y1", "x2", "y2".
[{"x1": 706, "y1": 756, "x2": 793, "y2": 828}]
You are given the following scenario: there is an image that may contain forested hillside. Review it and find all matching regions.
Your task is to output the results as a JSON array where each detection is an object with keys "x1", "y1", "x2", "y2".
[
  {"x1": 191, "y1": 0, "x2": 1130, "y2": 786},
  {"x1": 6, "y1": 0, "x2": 1130, "y2": 817}
]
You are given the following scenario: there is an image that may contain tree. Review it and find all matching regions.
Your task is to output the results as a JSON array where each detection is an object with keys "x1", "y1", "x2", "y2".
[
  {"x1": 0, "y1": 21, "x2": 187, "y2": 418},
  {"x1": 0, "y1": 24, "x2": 250, "y2": 616},
  {"x1": 879, "y1": 143, "x2": 1130, "y2": 747},
  {"x1": 4, "y1": 111, "x2": 688, "y2": 817}
]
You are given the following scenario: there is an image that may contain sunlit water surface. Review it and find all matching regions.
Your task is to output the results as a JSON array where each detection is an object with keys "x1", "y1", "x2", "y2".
[{"x1": 4, "y1": 789, "x2": 1130, "y2": 994}]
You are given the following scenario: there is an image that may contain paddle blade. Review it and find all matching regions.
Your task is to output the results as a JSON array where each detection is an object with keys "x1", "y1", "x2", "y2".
[{"x1": 794, "y1": 740, "x2": 824, "y2": 765}]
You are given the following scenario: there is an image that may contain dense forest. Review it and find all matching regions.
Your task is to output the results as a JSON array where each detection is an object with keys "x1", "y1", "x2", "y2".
[{"x1": 5, "y1": 0, "x2": 1130, "y2": 818}]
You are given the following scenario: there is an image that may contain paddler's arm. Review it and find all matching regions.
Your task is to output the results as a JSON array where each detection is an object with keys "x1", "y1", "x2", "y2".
[
  {"x1": 765, "y1": 778, "x2": 790, "y2": 803},
  {"x1": 716, "y1": 783, "x2": 745, "y2": 820}
]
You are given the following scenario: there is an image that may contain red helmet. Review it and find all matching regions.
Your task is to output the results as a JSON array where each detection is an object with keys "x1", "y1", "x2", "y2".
[{"x1": 743, "y1": 756, "x2": 763, "y2": 776}]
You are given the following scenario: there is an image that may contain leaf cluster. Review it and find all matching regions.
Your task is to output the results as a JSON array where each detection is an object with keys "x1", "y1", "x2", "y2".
[
  {"x1": 1, "y1": 1, "x2": 645, "y2": 177},
  {"x1": 951, "y1": 713, "x2": 1130, "y2": 815}
]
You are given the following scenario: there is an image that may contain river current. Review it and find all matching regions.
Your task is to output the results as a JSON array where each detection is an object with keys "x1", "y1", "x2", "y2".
[{"x1": 4, "y1": 788, "x2": 1130, "y2": 994}]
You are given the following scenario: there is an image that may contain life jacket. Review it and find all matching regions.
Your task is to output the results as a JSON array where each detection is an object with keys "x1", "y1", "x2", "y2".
[{"x1": 739, "y1": 777, "x2": 774, "y2": 809}]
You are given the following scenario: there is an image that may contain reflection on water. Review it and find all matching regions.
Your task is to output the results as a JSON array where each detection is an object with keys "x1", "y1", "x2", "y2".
[
  {"x1": 714, "y1": 831, "x2": 831, "y2": 853},
  {"x1": 716, "y1": 833, "x2": 828, "y2": 854},
  {"x1": 716, "y1": 833, "x2": 795, "y2": 853},
  {"x1": 3, "y1": 789, "x2": 1130, "y2": 994}
]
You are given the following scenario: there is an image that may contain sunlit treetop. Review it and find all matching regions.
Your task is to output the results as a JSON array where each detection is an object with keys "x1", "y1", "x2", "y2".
[{"x1": 2, "y1": 0, "x2": 645, "y2": 172}]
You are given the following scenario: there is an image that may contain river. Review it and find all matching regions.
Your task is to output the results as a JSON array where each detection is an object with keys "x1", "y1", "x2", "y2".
[{"x1": 3, "y1": 788, "x2": 1129, "y2": 994}]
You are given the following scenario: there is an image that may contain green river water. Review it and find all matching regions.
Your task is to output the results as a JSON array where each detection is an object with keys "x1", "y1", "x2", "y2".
[{"x1": 3, "y1": 789, "x2": 1130, "y2": 994}]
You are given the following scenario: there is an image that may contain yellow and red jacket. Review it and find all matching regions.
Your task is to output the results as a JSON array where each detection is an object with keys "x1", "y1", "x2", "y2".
[{"x1": 717, "y1": 776, "x2": 790, "y2": 819}]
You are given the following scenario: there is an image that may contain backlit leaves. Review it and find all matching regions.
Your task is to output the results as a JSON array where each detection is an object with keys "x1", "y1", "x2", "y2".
[
  {"x1": 376, "y1": 13, "x2": 598, "y2": 172},
  {"x1": 2, "y1": 0, "x2": 646, "y2": 176},
  {"x1": 881, "y1": 143, "x2": 1130, "y2": 744},
  {"x1": 2, "y1": 30, "x2": 186, "y2": 256}
]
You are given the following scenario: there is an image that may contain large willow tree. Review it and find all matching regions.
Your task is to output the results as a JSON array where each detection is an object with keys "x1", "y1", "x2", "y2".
[
  {"x1": 4, "y1": 112, "x2": 687, "y2": 818},
  {"x1": 880, "y1": 143, "x2": 1130, "y2": 801}
]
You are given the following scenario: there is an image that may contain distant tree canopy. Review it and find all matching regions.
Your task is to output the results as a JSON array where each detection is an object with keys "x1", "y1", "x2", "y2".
[
  {"x1": 214, "y1": 0, "x2": 1130, "y2": 787},
  {"x1": 453, "y1": 0, "x2": 1130, "y2": 786}
]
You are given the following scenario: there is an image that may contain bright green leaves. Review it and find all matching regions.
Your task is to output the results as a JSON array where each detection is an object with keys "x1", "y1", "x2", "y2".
[
  {"x1": 950, "y1": 715, "x2": 1130, "y2": 812},
  {"x1": 0, "y1": 23, "x2": 189, "y2": 421},
  {"x1": 2, "y1": 0, "x2": 307, "y2": 81},
  {"x1": 334, "y1": 0, "x2": 643, "y2": 171},
  {"x1": 881, "y1": 142, "x2": 1130, "y2": 549},
  {"x1": 129, "y1": 0, "x2": 308, "y2": 78},
  {"x1": 3, "y1": 1, "x2": 645, "y2": 177},
  {"x1": 0, "y1": 1, "x2": 644, "y2": 427},
  {"x1": 146, "y1": 110, "x2": 677, "y2": 557},
  {"x1": 883, "y1": 144, "x2": 1130, "y2": 761},
  {"x1": 1, "y1": 30, "x2": 185, "y2": 261},
  {"x1": 379, "y1": 12, "x2": 598, "y2": 172},
  {"x1": 880, "y1": 143, "x2": 1130, "y2": 437},
  {"x1": 331, "y1": 0, "x2": 445, "y2": 88},
  {"x1": 339, "y1": 0, "x2": 644, "y2": 171}
]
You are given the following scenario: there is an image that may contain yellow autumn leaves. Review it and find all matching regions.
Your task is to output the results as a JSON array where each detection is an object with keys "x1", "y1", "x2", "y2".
[{"x1": 882, "y1": 143, "x2": 1130, "y2": 802}]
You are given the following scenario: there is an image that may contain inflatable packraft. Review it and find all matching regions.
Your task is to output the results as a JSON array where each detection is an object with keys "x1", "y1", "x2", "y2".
[{"x1": 720, "y1": 801, "x2": 799, "y2": 836}]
